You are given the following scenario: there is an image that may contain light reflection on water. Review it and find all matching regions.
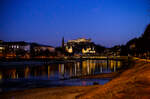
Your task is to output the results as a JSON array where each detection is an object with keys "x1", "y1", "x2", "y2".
[
  {"x1": 0, "y1": 59, "x2": 125, "y2": 92},
  {"x1": 0, "y1": 60, "x2": 122, "y2": 80}
]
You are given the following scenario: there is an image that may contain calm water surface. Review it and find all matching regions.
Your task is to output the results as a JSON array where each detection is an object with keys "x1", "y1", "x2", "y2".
[{"x1": 0, "y1": 59, "x2": 127, "y2": 92}]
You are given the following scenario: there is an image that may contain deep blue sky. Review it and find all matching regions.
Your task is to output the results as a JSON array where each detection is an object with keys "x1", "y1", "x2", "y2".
[{"x1": 0, "y1": 0, "x2": 150, "y2": 47}]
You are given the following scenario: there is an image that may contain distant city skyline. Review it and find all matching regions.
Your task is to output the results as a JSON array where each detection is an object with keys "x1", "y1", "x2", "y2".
[{"x1": 1, "y1": 0, "x2": 150, "y2": 47}]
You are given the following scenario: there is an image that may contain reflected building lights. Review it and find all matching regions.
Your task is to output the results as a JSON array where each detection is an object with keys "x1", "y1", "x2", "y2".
[
  {"x1": 24, "y1": 66, "x2": 30, "y2": 78},
  {"x1": 48, "y1": 65, "x2": 51, "y2": 78},
  {"x1": 0, "y1": 60, "x2": 123, "y2": 80},
  {"x1": 59, "y1": 64, "x2": 65, "y2": 78},
  {"x1": 87, "y1": 60, "x2": 90, "y2": 74},
  {"x1": 6, "y1": 69, "x2": 16, "y2": 79},
  {"x1": 41, "y1": 66, "x2": 46, "y2": 77},
  {"x1": 74, "y1": 63, "x2": 77, "y2": 76},
  {"x1": 100, "y1": 66, "x2": 103, "y2": 73},
  {"x1": 0, "y1": 72, "x2": 2, "y2": 80}
]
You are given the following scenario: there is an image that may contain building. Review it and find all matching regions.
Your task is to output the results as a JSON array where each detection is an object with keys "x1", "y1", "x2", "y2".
[
  {"x1": 3, "y1": 41, "x2": 31, "y2": 53},
  {"x1": 0, "y1": 40, "x2": 5, "y2": 58},
  {"x1": 68, "y1": 38, "x2": 91, "y2": 43},
  {"x1": 32, "y1": 43, "x2": 55, "y2": 52},
  {"x1": 1, "y1": 41, "x2": 55, "y2": 58},
  {"x1": 64, "y1": 38, "x2": 96, "y2": 54},
  {"x1": 30, "y1": 43, "x2": 55, "y2": 58},
  {"x1": 2, "y1": 41, "x2": 31, "y2": 58}
]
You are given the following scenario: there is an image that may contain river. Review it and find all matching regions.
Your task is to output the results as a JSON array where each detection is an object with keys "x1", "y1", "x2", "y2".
[{"x1": 0, "y1": 59, "x2": 128, "y2": 92}]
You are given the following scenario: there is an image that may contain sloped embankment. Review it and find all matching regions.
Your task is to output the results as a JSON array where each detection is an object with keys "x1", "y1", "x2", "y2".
[{"x1": 77, "y1": 59, "x2": 150, "y2": 99}]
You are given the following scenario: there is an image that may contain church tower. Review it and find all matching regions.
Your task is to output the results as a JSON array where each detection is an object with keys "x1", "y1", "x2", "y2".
[{"x1": 62, "y1": 37, "x2": 64, "y2": 48}]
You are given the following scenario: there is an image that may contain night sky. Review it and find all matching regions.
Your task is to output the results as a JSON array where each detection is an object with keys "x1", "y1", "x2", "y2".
[{"x1": 0, "y1": 0, "x2": 150, "y2": 47}]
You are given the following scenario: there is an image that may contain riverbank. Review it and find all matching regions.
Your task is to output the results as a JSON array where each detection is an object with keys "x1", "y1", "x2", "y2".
[
  {"x1": 0, "y1": 85, "x2": 100, "y2": 99},
  {"x1": 1, "y1": 58, "x2": 150, "y2": 99},
  {"x1": 0, "y1": 56, "x2": 129, "y2": 62},
  {"x1": 77, "y1": 58, "x2": 150, "y2": 99}
]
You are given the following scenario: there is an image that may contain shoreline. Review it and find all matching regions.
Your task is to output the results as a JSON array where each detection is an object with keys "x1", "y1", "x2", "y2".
[
  {"x1": 0, "y1": 56, "x2": 130, "y2": 62},
  {"x1": 0, "y1": 85, "x2": 100, "y2": 99},
  {"x1": 0, "y1": 72, "x2": 116, "y2": 93}
]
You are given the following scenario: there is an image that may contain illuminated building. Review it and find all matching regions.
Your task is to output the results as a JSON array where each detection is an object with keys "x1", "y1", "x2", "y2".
[
  {"x1": 82, "y1": 47, "x2": 95, "y2": 54},
  {"x1": 1, "y1": 41, "x2": 55, "y2": 58},
  {"x1": 64, "y1": 38, "x2": 96, "y2": 54},
  {"x1": 0, "y1": 40, "x2": 5, "y2": 57},
  {"x1": 66, "y1": 46, "x2": 73, "y2": 53},
  {"x1": 2, "y1": 41, "x2": 31, "y2": 58},
  {"x1": 4, "y1": 41, "x2": 31, "y2": 53},
  {"x1": 68, "y1": 38, "x2": 91, "y2": 43}
]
